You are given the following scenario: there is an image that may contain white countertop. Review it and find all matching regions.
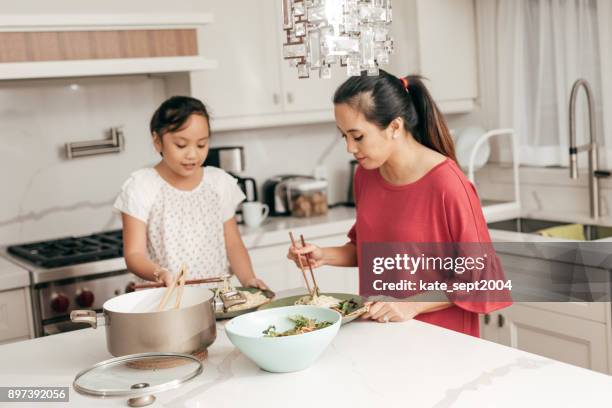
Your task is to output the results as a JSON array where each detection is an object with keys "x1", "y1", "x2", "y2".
[
  {"x1": 0, "y1": 317, "x2": 610, "y2": 408},
  {"x1": 239, "y1": 206, "x2": 356, "y2": 249},
  {"x1": 0, "y1": 256, "x2": 29, "y2": 292},
  {"x1": 524, "y1": 209, "x2": 612, "y2": 229}
]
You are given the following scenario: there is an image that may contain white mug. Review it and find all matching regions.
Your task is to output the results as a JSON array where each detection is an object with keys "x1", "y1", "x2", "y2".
[{"x1": 242, "y1": 202, "x2": 269, "y2": 227}]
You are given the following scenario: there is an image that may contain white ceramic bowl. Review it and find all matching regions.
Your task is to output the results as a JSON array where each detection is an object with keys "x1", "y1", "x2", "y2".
[{"x1": 225, "y1": 305, "x2": 341, "y2": 373}]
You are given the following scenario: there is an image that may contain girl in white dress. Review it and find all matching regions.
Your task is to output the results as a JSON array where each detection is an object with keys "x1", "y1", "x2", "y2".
[{"x1": 114, "y1": 96, "x2": 268, "y2": 289}]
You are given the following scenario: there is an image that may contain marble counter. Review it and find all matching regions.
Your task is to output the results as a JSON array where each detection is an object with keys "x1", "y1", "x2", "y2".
[{"x1": 0, "y1": 317, "x2": 610, "y2": 408}]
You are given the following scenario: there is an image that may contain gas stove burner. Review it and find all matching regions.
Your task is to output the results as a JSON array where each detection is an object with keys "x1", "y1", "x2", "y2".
[{"x1": 8, "y1": 230, "x2": 123, "y2": 268}]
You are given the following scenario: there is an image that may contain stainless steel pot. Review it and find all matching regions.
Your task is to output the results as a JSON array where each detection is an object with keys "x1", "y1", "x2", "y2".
[{"x1": 71, "y1": 287, "x2": 216, "y2": 357}]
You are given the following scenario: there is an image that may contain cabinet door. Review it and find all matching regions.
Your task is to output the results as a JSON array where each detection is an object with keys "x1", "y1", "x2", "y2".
[
  {"x1": 498, "y1": 304, "x2": 610, "y2": 374},
  {"x1": 248, "y1": 233, "x2": 357, "y2": 294},
  {"x1": 193, "y1": 0, "x2": 283, "y2": 119},
  {"x1": 387, "y1": 0, "x2": 420, "y2": 76},
  {"x1": 249, "y1": 244, "x2": 302, "y2": 292},
  {"x1": 0, "y1": 288, "x2": 32, "y2": 344},
  {"x1": 279, "y1": 63, "x2": 346, "y2": 113},
  {"x1": 479, "y1": 311, "x2": 503, "y2": 344},
  {"x1": 415, "y1": 0, "x2": 478, "y2": 111},
  {"x1": 275, "y1": 0, "x2": 346, "y2": 113},
  {"x1": 309, "y1": 235, "x2": 358, "y2": 294}
]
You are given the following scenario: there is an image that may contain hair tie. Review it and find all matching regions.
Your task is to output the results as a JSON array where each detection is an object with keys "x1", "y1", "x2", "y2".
[{"x1": 400, "y1": 77, "x2": 409, "y2": 90}]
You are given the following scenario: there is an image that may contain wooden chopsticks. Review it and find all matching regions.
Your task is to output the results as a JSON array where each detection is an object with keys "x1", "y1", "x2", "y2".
[
  {"x1": 289, "y1": 232, "x2": 319, "y2": 297},
  {"x1": 135, "y1": 276, "x2": 225, "y2": 290},
  {"x1": 174, "y1": 265, "x2": 187, "y2": 309},
  {"x1": 289, "y1": 232, "x2": 311, "y2": 295},
  {"x1": 157, "y1": 277, "x2": 176, "y2": 312},
  {"x1": 156, "y1": 264, "x2": 190, "y2": 311}
]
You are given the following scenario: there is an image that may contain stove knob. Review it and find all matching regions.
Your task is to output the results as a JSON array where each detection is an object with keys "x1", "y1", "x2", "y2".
[
  {"x1": 50, "y1": 293, "x2": 70, "y2": 313},
  {"x1": 76, "y1": 289, "x2": 95, "y2": 308}
]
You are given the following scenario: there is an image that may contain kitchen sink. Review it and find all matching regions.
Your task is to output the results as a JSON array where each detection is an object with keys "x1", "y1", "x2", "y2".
[{"x1": 487, "y1": 218, "x2": 612, "y2": 241}]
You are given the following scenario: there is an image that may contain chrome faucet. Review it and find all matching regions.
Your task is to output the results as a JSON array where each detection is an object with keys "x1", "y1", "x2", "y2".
[{"x1": 568, "y1": 79, "x2": 610, "y2": 219}]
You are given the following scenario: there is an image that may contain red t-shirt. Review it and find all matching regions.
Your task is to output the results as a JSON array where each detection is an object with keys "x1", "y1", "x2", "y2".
[{"x1": 348, "y1": 158, "x2": 512, "y2": 337}]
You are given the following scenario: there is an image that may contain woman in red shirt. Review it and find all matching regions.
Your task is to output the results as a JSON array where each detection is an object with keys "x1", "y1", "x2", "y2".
[{"x1": 288, "y1": 70, "x2": 511, "y2": 337}]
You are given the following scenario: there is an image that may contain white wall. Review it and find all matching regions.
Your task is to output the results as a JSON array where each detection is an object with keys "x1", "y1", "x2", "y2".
[
  {"x1": 0, "y1": 0, "x2": 357, "y2": 246},
  {"x1": 0, "y1": 75, "x2": 166, "y2": 245},
  {"x1": 0, "y1": 76, "x2": 355, "y2": 246},
  {"x1": 475, "y1": 164, "x2": 612, "y2": 219}
]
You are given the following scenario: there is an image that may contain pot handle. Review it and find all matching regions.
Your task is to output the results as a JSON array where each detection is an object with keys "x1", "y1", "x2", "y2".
[{"x1": 70, "y1": 310, "x2": 101, "y2": 329}]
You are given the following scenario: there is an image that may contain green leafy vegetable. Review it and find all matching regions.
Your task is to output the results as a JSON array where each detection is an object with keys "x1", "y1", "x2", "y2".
[
  {"x1": 262, "y1": 315, "x2": 333, "y2": 337},
  {"x1": 332, "y1": 299, "x2": 359, "y2": 315}
]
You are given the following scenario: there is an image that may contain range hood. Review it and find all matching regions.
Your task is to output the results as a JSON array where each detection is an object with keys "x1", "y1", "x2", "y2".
[{"x1": 0, "y1": 13, "x2": 217, "y2": 81}]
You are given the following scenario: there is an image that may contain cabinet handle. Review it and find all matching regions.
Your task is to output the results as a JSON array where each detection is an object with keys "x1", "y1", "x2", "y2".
[
  {"x1": 497, "y1": 314, "x2": 505, "y2": 328},
  {"x1": 484, "y1": 314, "x2": 491, "y2": 325},
  {"x1": 273, "y1": 93, "x2": 280, "y2": 105},
  {"x1": 286, "y1": 92, "x2": 294, "y2": 104}
]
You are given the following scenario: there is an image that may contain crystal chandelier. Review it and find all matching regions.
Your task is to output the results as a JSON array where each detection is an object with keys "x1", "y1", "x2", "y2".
[{"x1": 281, "y1": 0, "x2": 394, "y2": 79}]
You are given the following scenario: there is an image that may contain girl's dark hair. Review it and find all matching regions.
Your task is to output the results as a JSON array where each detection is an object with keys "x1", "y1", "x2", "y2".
[
  {"x1": 150, "y1": 96, "x2": 210, "y2": 137},
  {"x1": 333, "y1": 70, "x2": 456, "y2": 162}
]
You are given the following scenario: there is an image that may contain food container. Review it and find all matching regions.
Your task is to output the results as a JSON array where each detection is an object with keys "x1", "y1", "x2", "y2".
[
  {"x1": 225, "y1": 305, "x2": 341, "y2": 373},
  {"x1": 71, "y1": 286, "x2": 216, "y2": 357},
  {"x1": 286, "y1": 179, "x2": 328, "y2": 217}
]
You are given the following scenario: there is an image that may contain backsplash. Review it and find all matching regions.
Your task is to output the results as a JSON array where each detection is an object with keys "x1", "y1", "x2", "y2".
[
  {"x1": 474, "y1": 164, "x2": 612, "y2": 219},
  {"x1": 0, "y1": 75, "x2": 166, "y2": 245},
  {"x1": 0, "y1": 75, "x2": 354, "y2": 245}
]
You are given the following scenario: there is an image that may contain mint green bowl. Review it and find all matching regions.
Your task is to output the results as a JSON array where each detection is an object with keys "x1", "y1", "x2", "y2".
[{"x1": 225, "y1": 305, "x2": 342, "y2": 373}]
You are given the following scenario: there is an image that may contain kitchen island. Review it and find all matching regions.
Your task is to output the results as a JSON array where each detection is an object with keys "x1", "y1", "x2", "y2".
[{"x1": 0, "y1": 316, "x2": 610, "y2": 407}]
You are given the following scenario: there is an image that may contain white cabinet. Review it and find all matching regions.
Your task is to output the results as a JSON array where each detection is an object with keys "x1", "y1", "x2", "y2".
[
  {"x1": 193, "y1": 0, "x2": 282, "y2": 120},
  {"x1": 248, "y1": 233, "x2": 357, "y2": 294},
  {"x1": 248, "y1": 243, "x2": 301, "y2": 293},
  {"x1": 0, "y1": 288, "x2": 33, "y2": 345},
  {"x1": 388, "y1": 0, "x2": 478, "y2": 113},
  {"x1": 307, "y1": 235, "x2": 358, "y2": 294},
  {"x1": 194, "y1": 0, "x2": 478, "y2": 131},
  {"x1": 194, "y1": 0, "x2": 345, "y2": 132},
  {"x1": 481, "y1": 248, "x2": 612, "y2": 374},
  {"x1": 480, "y1": 303, "x2": 611, "y2": 374}
]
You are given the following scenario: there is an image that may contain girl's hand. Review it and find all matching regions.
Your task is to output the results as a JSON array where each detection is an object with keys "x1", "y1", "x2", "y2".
[
  {"x1": 156, "y1": 268, "x2": 175, "y2": 287},
  {"x1": 244, "y1": 277, "x2": 269, "y2": 290},
  {"x1": 360, "y1": 301, "x2": 420, "y2": 323},
  {"x1": 287, "y1": 242, "x2": 325, "y2": 269}
]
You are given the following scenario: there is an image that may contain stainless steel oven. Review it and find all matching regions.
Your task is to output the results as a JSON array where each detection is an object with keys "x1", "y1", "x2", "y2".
[{"x1": 3, "y1": 230, "x2": 137, "y2": 337}]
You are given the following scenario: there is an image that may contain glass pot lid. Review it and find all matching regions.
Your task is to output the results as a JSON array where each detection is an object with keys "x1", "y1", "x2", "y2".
[{"x1": 73, "y1": 352, "x2": 203, "y2": 398}]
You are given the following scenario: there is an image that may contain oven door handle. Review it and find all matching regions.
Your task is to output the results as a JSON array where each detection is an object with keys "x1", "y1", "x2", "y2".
[{"x1": 70, "y1": 310, "x2": 104, "y2": 329}]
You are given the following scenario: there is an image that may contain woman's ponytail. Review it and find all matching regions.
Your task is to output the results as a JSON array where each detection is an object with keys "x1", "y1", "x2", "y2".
[{"x1": 404, "y1": 75, "x2": 457, "y2": 163}]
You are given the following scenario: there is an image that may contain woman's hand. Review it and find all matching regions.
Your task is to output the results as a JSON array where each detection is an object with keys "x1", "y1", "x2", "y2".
[
  {"x1": 360, "y1": 301, "x2": 420, "y2": 323},
  {"x1": 244, "y1": 277, "x2": 269, "y2": 290},
  {"x1": 287, "y1": 242, "x2": 325, "y2": 269}
]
